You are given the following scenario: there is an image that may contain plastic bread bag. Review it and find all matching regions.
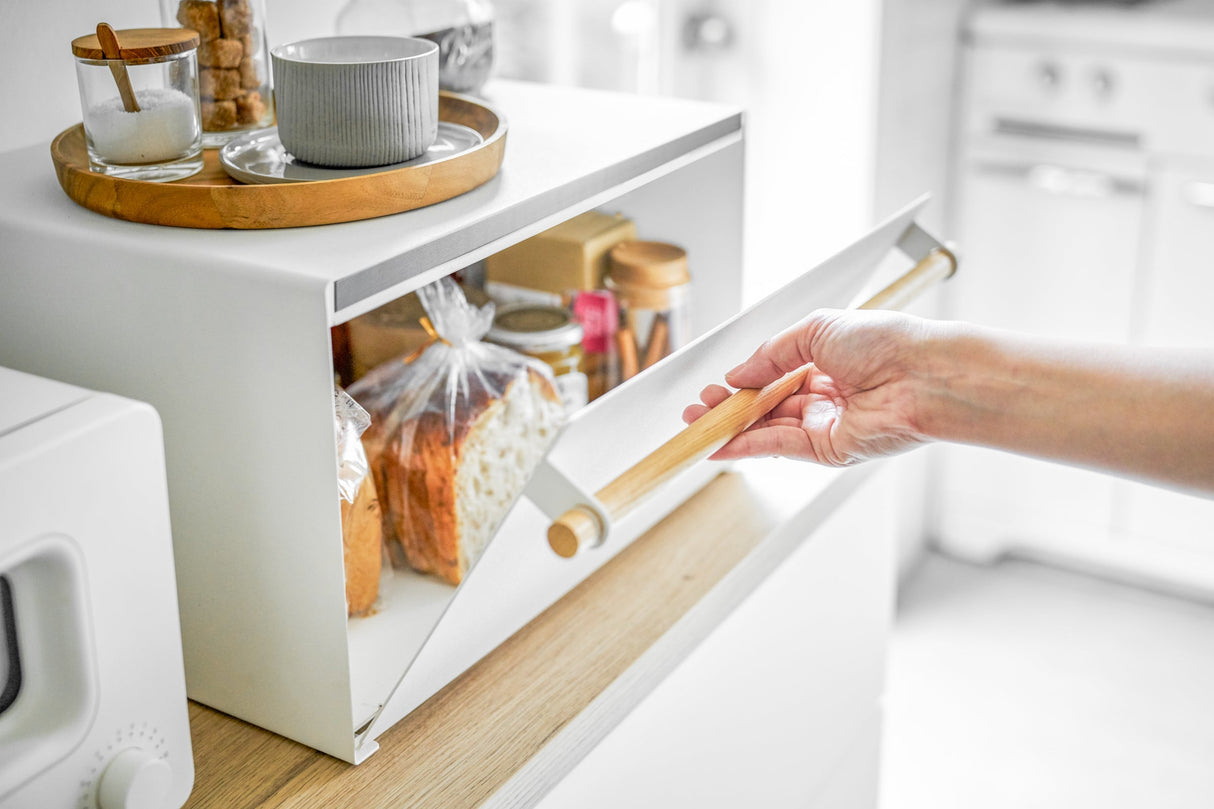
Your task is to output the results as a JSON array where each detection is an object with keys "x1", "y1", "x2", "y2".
[
  {"x1": 348, "y1": 277, "x2": 564, "y2": 586},
  {"x1": 334, "y1": 385, "x2": 383, "y2": 616}
]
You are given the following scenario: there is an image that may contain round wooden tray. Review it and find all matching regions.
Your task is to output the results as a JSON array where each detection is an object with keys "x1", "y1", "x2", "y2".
[{"x1": 50, "y1": 92, "x2": 507, "y2": 229}]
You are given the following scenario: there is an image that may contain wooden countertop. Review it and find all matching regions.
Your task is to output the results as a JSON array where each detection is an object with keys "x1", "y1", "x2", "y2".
[{"x1": 184, "y1": 463, "x2": 864, "y2": 808}]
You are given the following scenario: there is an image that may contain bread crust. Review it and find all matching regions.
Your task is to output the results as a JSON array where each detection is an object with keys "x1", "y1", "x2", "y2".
[
  {"x1": 361, "y1": 365, "x2": 560, "y2": 585},
  {"x1": 341, "y1": 476, "x2": 383, "y2": 616}
]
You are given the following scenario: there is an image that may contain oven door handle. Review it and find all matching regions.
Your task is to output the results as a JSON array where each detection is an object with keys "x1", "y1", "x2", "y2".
[{"x1": 972, "y1": 160, "x2": 1145, "y2": 198}]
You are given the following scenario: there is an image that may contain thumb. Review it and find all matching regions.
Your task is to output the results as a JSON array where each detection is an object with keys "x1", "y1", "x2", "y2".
[{"x1": 724, "y1": 310, "x2": 836, "y2": 389}]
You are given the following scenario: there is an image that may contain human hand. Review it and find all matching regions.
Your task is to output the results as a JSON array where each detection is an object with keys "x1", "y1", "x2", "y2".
[{"x1": 682, "y1": 308, "x2": 936, "y2": 466}]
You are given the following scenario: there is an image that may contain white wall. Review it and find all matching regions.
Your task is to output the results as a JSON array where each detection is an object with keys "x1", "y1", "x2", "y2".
[
  {"x1": 494, "y1": 0, "x2": 884, "y2": 304},
  {"x1": 873, "y1": 0, "x2": 970, "y2": 580},
  {"x1": 874, "y1": 0, "x2": 970, "y2": 233}
]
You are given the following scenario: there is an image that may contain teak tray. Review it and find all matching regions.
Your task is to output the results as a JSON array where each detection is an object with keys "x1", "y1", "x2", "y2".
[{"x1": 50, "y1": 92, "x2": 507, "y2": 229}]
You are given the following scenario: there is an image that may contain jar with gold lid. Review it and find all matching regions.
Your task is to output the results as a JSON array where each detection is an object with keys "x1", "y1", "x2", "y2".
[
  {"x1": 486, "y1": 303, "x2": 588, "y2": 416},
  {"x1": 71, "y1": 26, "x2": 204, "y2": 181},
  {"x1": 605, "y1": 240, "x2": 691, "y2": 380}
]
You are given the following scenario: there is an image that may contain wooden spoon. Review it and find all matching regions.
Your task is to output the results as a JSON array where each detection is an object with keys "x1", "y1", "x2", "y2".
[{"x1": 96, "y1": 23, "x2": 140, "y2": 113}]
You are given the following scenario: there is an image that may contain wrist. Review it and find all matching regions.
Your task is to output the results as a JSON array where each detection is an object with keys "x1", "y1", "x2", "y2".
[{"x1": 908, "y1": 322, "x2": 1010, "y2": 446}]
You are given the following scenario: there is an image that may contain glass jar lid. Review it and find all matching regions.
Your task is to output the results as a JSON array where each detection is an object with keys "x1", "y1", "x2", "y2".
[
  {"x1": 72, "y1": 27, "x2": 200, "y2": 61},
  {"x1": 606, "y1": 241, "x2": 690, "y2": 290},
  {"x1": 488, "y1": 304, "x2": 584, "y2": 352}
]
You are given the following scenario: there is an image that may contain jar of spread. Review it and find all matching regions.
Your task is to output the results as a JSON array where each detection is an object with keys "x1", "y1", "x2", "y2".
[
  {"x1": 487, "y1": 304, "x2": 588, "y2": 416},
  {"x1": 605, "y1": 241, "x2": 691, "y2": 380},
  {"x1": 71, "y1": 26, "x2": 204, "y2": 181}
]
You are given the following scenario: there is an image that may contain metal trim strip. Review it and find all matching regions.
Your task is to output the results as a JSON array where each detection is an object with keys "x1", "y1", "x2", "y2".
[{"x1": 332, "y1": 113, "x2": 744, "y2": 313}]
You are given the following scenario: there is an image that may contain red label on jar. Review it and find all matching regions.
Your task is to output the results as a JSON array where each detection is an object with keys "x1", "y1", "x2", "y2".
[{"x1": 572, "y1": 291, "x2": 618, "y2": 354}]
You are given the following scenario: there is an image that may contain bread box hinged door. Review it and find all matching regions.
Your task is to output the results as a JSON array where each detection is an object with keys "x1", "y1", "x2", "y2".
[{"x1": 344, "y1": 197, "x2": 945, "y2": 761}]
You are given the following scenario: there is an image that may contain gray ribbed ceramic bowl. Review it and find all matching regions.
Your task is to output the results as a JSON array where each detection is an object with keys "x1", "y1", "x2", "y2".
[{"x1": 271, "y1": 36, "x2": 439, "y2": 168}]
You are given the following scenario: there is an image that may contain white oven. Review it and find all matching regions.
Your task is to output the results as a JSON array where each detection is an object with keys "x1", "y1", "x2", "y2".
[
  {"x1": 938, "y1": 0, "x2": 1214, "y2": 598},
  {"x1": 0, "y1": 367, "x2": 192, "y2": 809}
]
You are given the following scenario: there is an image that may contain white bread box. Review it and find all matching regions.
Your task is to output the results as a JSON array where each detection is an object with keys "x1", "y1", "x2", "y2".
[{"x1": 0, "y1": 79, "x2": 942, "y2": 764}]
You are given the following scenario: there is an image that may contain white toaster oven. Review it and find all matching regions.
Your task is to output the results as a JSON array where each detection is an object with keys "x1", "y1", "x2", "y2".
[{"x1": 0, "y1": 367, "x2": 193, "y2": 809}]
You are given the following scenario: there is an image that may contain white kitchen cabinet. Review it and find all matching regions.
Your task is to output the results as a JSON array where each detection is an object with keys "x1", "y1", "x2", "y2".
[
  {"x1": 937, "y1": 138, "x2": 1141, "y2": 562},
  {"x1": 0, "y1": 78, "x2": 931, "y2": 803},
  {"x1": 1116, "y1": 161, "x2": 1214, "y2": 586},
  {"x1": 937, "y1": 3, "x2": 1214, "y2": 598},
  {"x1": 537, "y1": 465, "x2": 896, "y2": 809}
]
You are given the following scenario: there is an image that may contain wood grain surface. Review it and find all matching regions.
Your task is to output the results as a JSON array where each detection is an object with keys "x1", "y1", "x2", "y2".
[
  {"x1": 50, "y1": 93, "x2": 506, "y2": 229},
  {"x1": 185, "y1": 470, "x2": 782, "y2": 808},
  {"x1": 71, "y1": 26, "x2": 201, "y2": 60}
]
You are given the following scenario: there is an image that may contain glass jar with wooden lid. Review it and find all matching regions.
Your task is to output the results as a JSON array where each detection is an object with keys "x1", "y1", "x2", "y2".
[
  {"x1": 604, "y1": 240, "x2": 691, "y2": 380},
  {"x1": 161, "y1": 0, "x2": 274, "y2": 146},
  {"x1": 71, "y1": 25, "x2": 204, "y2": 181}
]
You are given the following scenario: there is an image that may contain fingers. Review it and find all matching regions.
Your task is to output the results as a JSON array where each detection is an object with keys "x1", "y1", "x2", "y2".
[
  {"x1": 724, "y1": 309, "x2": 840, "y2": 389},
  {"x1": 682, "y1": 384, "x2": 733, "y2": 424},
  {"x1": 708, "y1": 424, "x2": 815, "y2": 462}
]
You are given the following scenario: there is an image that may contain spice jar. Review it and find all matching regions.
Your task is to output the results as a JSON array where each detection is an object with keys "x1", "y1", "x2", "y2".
[
  {"x1": 72, "y1": 26, "x2": 204, "y2": 182},
  {"x1": 162, "y1": 0, "x2": 274, "y2": 146},
  {"x1": 570, "y1": 290, "x2": 620, "y2": 401},
  {"x1": 605, "y1": 241, "x2": 692, "y2": 381},
  {"x1": 487, "y1": 303, "x2": 588, "y2": 416}
]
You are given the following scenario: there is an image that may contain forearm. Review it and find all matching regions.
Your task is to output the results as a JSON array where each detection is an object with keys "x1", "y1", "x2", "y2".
[{"x1": 916, "y1": 324, "x2": 1214, "y2": 495}]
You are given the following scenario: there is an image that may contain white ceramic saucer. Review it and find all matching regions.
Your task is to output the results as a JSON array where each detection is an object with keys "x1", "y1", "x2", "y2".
[{"x1": 219, "y1": 121, "x2": 484, "y2": 184}]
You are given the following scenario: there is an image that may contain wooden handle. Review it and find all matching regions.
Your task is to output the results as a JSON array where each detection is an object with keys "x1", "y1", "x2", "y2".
[
  {"x1": 858, "y1": 246, "x2": 955, "y2": 311},
  {"x1": 97, "y1": 23, "x2": 141, "y2": 113},
  {"x1": 547, "y1": 247, "x2": 957, "y2": 556}
]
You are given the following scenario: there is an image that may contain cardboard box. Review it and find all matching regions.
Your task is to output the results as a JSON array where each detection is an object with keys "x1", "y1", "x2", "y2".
[
  {"x1": 346, "y1": 285, "x2": 490, "y2": 380},
  {"x1": 486, "y1": 210, "x2": 636, "y2": 301}
]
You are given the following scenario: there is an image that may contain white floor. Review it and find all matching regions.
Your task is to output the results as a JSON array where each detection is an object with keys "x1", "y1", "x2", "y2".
[{"x1": 879, "y1": 553, "x2": 1214, "y2": 809}]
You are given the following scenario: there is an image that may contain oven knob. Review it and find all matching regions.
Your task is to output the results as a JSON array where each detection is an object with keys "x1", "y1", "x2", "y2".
[
  {"x1": 1092, "y1": 69, "x2": 1116, "y2": 99},
  {"x1": 97, "y1": 748, "x2": 173, "y2": 809},
  {"x1": 1036, "y1": 61, "x2": 1061, "y2": 92}
]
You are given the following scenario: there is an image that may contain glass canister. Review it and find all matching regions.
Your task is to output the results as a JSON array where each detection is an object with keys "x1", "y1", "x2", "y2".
[
  {"x1": 162, "y1": 0, "x2": 274, "y2": 146},
  {"x1": 336, "y1": 0, "x2": 495, "y2": 94},
  {"x1": 72, "y1": 26, "x2": 204, "y2": 182},
  {"x1": 486, "y1": 303, "x2": 588, "y2": 416},
  {"x1": 605, "y1": 241, "x2": 691, "y2": 380}
]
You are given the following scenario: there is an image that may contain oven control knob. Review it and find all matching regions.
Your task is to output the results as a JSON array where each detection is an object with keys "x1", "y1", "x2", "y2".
[
  {"x1": 1036, "y1": 61, "x2": 1061, "y2": 91},
  {"x1": 97, "y1": 748, "x2": 173, "y2": 809},
  {"x1": 1092, "y1": 69, "x2": 1116, "y2": 99}
]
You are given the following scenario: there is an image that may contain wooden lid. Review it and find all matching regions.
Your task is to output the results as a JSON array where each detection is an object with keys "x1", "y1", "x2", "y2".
[
  {"x1": 607, "y1": 241, "x2": 690, "y2": 289},
  {"x1": 72, "y1": 27, "x2": 200, "y2": 60}
]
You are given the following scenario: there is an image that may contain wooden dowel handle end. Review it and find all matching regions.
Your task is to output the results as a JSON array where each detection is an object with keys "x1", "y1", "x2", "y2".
[{"x1": 548, "y1": 506, "x2": 602, "y2": 558}]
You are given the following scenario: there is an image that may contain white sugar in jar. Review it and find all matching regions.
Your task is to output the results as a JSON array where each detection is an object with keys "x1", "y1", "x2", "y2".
[
  {"x1": 72, "y1": 27, "x2": 204, "y2": 182},
  {"x1": 87, "y1": 88, "x2": 199, "y2": 164}
]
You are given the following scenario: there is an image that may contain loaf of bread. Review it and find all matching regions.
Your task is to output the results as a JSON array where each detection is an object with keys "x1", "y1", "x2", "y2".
[
  {"x1": 334, "y1": 386, "x2": 381, "y2": 616},
  {"x1": 359, "y1": 365, "x2": 562, "y2": 586},
  {"x1": 341, "y1": 475, "x2": 382, "y2": 616}
]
